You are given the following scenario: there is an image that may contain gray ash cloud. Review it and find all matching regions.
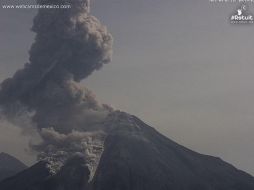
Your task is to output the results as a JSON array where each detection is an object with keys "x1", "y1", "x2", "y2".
[{"x1": 0, "y1": 0, "x2": 113, "y2": 170}]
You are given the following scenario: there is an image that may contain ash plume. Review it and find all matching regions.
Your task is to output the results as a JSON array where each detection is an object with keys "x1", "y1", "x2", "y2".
[{"x1": 0, "y1": 0, "x2": 113, "y2": 171}]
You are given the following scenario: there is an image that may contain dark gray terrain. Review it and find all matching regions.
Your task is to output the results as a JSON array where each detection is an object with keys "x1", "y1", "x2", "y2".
[
  {"x1": 1, "y1": 112, "x2": 254, "y2": 190},
  {"x1": 0, "y1": 152, "x2": 27, "y2": 182}
]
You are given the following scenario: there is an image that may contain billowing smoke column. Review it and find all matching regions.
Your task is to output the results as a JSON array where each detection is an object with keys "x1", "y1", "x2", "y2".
[{"x1": 0, "y1": 0, "x2": 113, "y2": 174}]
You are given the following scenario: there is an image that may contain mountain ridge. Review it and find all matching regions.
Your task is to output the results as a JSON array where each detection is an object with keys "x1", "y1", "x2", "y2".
[
  {"x1": 0, "y1": 152, "x2": 27, "y2": 182},
  {"x1": 1, "y1": 111, "x2": 254, "y2": 190}
]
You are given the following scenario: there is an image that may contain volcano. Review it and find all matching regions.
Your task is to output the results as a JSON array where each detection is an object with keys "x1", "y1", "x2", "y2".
[
  {"x1": 1, "y1": 0, "x2": 254, "y2": 189},
  {"x1": 1, "y1": 111, "x2": 254, "y2": 190}
]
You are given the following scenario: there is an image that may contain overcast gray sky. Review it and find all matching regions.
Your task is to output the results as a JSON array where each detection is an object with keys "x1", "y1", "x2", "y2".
[{"x1": 1, "y1": 0, "x2": 254, "y2": 175}]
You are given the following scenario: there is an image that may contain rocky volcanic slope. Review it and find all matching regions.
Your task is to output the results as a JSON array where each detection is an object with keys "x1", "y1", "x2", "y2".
[
  {"x1": 1, "y1": 111, "x2": 254, "y2": 190},
  {"x1": 0, "y1": 152, "x2": 27, "y2": 182}
]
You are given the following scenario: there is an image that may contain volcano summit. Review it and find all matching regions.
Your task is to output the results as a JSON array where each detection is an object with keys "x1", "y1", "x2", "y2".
[{"x1": 1, "y1": 112, "x2": 254, "y2": 190}]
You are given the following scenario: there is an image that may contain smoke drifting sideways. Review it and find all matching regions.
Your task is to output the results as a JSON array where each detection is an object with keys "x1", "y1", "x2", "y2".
[{"x1": 0, "y1": 0, "x2": 113, "y2": 172}]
